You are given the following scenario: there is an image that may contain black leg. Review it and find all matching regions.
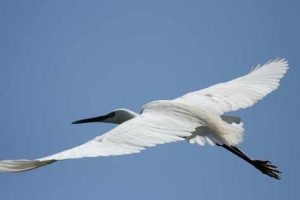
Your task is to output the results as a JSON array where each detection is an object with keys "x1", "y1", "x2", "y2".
[{"x1": 216, "y1": 144, "x2": 281, "y2": 180}]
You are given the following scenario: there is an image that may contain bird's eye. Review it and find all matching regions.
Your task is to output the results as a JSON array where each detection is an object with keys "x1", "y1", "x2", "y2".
[{"x1": 107, "y1": 112, "x2": 116, "y2": 118}]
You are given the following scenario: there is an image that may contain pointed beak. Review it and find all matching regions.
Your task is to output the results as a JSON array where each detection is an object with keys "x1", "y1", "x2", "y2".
[
  {"x1": 72, "y1": 116, "x2": 104, "y2": 124},
  {"x1": 72, "y1": 112, "x2": 115, "y2": 124}
]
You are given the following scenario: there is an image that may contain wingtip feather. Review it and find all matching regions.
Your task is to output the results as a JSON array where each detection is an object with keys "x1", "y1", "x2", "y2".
[{"x1": 0, "y1": 159, "x2": 55, "y2": 173}]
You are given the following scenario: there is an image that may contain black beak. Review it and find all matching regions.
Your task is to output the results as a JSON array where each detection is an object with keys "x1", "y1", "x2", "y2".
[{"x1": 72, "y1": 112, "x2": 115, "y2": 124}]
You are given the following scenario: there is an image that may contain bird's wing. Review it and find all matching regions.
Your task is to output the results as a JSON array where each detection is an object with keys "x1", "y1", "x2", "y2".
[
  {"x1": 42, "y1": 109, "x2": 203, "y2": 161},
  {"x1": 174, "y1": 59, "x2": 288, "y2": 114},
  {"x1": 0, "y1": 110, "x2": 202, "y2": 172}
]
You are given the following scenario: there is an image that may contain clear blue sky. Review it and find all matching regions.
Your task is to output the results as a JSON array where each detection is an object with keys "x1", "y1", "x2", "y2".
[{"x1": 0, "y1": 0, "x2": 299, "y2": 199}]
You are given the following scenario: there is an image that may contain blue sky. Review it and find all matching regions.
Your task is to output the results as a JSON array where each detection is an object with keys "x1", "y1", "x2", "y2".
[{"x1": 0, "y1": 0, "x2": 299, "y2": 199}]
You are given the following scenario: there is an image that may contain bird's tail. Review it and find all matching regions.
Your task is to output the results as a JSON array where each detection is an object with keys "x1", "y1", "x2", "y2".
[
  {"x1": 221, "y1": 119, "x2": 244, "y2": 146},
  {"x1": 0, "y1": 159, "x2": 55, "y2": 173}
]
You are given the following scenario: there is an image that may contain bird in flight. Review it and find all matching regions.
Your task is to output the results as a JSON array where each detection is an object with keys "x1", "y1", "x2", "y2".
[{"x1": 0, "y1": 59, "x2": 288, "y2": 179}]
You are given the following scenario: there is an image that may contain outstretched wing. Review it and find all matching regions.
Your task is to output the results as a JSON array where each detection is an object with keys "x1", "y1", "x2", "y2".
[
  {"x1": 174, "y1": 59, "x2": 288, "y2": 114},
  {"x1": 42, "y1": 113, "x2": 197, "y2": 161},
  {"x1": 0, "y1": 109, "x2": 201, "y2": 172}
]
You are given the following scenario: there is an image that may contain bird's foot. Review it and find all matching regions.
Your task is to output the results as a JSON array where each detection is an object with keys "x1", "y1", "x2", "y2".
[{"x1": 251, "y1": 160, "x2": 281, "y2": 180}]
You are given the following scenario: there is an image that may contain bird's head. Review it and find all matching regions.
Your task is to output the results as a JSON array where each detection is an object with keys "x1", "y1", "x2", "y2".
[{"x1": 72, "y1": 109, "x2": 138, "y2": 125}]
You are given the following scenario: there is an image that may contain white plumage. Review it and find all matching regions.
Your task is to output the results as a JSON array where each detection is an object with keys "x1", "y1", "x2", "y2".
[
  {"x1": 0, "y1": 59, "x2": 288, "y2": 179},
  {"x1": 174, "y1": 59, "x2": 288, "y2": 114}
]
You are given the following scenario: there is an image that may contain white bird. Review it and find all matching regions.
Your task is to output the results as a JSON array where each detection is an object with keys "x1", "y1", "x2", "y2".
[{"x1": 0, "y1": 59, "x2": 288, "y2": 179}]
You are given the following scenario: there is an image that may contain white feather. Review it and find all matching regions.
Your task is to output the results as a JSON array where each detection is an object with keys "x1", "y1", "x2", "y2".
[
  {"x1": 0, "y1": 59, "x2": 288, "y2": 172},
  {"x1": 174, "y1": 59, "x2": 288, "y2": 114}
]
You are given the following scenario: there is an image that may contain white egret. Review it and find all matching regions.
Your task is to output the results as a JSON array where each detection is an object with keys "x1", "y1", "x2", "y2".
[{"x1": 0, "y1": 59, "x2": 288, "y2": 179}]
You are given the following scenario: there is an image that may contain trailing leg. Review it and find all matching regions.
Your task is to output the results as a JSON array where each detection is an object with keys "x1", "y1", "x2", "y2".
[{"x1": 216, "y1": 144, "x2": 281, "y2": 180}]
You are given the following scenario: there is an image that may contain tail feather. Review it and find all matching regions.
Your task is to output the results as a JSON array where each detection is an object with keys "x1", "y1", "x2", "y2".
[
  {"x1": 0, "y1": 159, "x2": 56, "y2": 173},
  {"x1": 187, "y1": 115, "x2": 244, "y2": 146},
  {"x1": 221, "y1": 121, "x2": 244, "y2": 146}
]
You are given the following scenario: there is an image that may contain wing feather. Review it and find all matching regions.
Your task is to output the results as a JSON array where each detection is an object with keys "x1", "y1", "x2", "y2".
[
  {"x1": 1, "y1": 105, "x2": 204, "y2": 172},
  {"x1": 174, "y1": 59, "x2": 288, "y2": 114},
  {"x1": 39, "y1": 112, "x2": 200, "y2": 161}
]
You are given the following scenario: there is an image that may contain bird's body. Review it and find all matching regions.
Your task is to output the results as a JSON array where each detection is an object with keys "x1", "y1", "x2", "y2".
[{"x1": 0, "y1": 59, "x2": 288, "y2": 179}]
